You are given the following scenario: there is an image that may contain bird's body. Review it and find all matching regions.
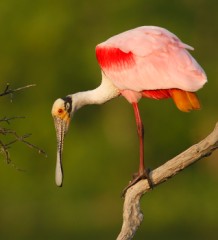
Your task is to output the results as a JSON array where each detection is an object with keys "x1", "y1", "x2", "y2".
[
  {"x1": 96, "y1": 26, "x2": 206, "y2": 109},
  {"x1": 52, "y1": 26, "x2": 207, "y2": 190}
]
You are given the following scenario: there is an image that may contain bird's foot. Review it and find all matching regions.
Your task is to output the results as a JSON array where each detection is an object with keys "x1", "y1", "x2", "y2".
[{"x1": 122, "y1": 168, "x2": 153, "y2": 198}]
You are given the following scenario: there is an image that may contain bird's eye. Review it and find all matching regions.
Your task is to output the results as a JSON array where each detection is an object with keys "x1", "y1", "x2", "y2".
[{"x1": 58, "y1": 109, "x2": 63, "y2": 114}]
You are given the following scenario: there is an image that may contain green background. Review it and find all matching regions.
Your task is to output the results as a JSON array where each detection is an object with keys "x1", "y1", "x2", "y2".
[{"x1": 0, "y1": 0, "x2": 217, "y2": 239}]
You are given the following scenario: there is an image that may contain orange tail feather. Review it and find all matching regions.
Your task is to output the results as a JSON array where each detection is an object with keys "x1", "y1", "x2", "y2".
[{"x1": 170, "y1": 89, "x2": 201, "y2": 112}]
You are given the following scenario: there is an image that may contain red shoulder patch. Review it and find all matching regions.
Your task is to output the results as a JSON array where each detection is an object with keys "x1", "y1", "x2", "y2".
[{"x1": 96, "y1": 46, "x2": 135, "y2": 70}]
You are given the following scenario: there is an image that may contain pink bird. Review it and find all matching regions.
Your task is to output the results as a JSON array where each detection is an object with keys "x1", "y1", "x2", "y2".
[{"x1": 51, "y1": 26, "x2": 207, "y2": 191}]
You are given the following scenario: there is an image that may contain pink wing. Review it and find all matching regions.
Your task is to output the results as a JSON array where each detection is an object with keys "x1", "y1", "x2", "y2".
[{"x1": 96, "y1": 26, "x2": 207, "y2": 93}]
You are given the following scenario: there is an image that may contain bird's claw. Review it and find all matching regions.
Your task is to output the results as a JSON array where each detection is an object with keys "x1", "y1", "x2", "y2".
[{"x1": 122, "y1": 168, "x2": 153, "y2": 198}]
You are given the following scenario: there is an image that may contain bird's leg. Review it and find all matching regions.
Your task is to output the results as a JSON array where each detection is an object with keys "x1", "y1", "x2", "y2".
[
  {"x1": 132, "y1": 102, "x2": 153, "y2": 186},
  {"x1": 133, "y1": 102, "x2": 145, "y2": 175},
  {"x1": 122, "y1": 102, "x2": 153, "y2": 197}
]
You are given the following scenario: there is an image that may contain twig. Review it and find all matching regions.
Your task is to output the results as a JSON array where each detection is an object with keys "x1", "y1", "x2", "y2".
[
  {"x1": 0, "y1": 116, "x2": 25, "y2": 124},
  {"x1": 0, "y1": 139, "x2": 10, "y2": 164},
  {"x1": 0, "y1": 138, "x2": 25, "y2": 171},
  {"x1": 0, "y1": 83, "x2": 36, "y2": 97},
  {"x1": 117, "y1": 122, "x2": 218, "y2": 240},
  {"x1": 0, "y1": 127, "x2": 47, "y2": 158},
  {"x1": 0, "y1": 83, "x2": 46, "y2": 168}
]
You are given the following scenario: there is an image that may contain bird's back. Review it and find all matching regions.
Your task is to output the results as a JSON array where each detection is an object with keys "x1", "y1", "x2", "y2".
[{"x1": 96, "y1": 26, "x2": 207, "y2": 93}]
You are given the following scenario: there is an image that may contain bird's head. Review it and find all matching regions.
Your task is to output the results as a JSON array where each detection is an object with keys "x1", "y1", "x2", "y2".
[
  {"x1": 51, "y1": 96, "x2": 74, "y2": 187},
  {"x1": 52, "y1": 97, "x2": 73, "y2": 133}
]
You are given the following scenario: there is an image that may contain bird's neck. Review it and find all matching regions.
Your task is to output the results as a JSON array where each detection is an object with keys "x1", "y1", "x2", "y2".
[{"x1": 71, "y1": 73, "x2": 119, "y2": 110}]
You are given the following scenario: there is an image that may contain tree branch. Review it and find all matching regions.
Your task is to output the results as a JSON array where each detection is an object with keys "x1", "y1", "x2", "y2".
[
  {"x1": 0, "y1": 83, "x2": 46, "y2": 167},
  {"x1": 0, "y1": 83, "x2": 36, "y2": 97},
  {"x1": 0, "y1": 116, "x2": 25, "y2": 124},
  {"x1": 117, "y1": 122, "x2": 218, "y2": 240},
  {"x1": 0, "y1": 126, "x2": 47, "y2": 165}
]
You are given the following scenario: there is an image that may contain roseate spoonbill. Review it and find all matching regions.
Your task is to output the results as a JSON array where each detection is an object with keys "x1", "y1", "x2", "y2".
[{"x1": 52, "y1": 26, "x2": 207, "y2": 191}]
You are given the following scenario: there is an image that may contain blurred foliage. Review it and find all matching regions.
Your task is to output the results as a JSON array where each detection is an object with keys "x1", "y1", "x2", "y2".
[{"x1": 0, "y1": 0, "x2": 217, "y2": 239}]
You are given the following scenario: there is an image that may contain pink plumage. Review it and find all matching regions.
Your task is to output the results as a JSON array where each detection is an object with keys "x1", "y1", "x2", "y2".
[{"x1": 96, "y1": 26, "x2": 207, "y2": 103}]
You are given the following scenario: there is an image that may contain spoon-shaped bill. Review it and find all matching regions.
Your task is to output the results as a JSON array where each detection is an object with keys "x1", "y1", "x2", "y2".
[
  {"x1": 53, "y1": 116, "x2": 69, "y2": 187},
  {"x1": 56, "y1": 139, "x2": 64, "y2": 187}
]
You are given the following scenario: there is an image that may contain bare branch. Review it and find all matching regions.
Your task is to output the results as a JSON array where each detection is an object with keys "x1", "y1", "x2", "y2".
[
  {"x1": 117, "y1": 122, "x2": 218, "y2": 240},
  {"x1": 0, "y1": 116, "x2": 25, "y2": 124},
  {"x1": 0, "y1": 127, "x2": 47, "y2": 158},
  {"x1": 0, "y1": 139, "x2": 11, "y2": 164},
  {"x1": 0, "y1": 83, "x2": 36, "y2": 97},
  {"x1": 0, "y1": 83, "x2": 46, "y2": 166}
]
